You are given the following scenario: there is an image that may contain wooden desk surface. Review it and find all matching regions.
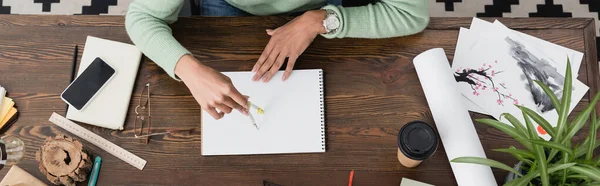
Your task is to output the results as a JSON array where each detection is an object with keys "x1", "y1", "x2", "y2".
[{"x1": 0, "y1": 15, "x2": 597, "y2": 186}]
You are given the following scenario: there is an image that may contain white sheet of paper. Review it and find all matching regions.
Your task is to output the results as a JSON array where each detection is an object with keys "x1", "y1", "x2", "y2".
[
  {"x1": 400, "y1": 178, "x2": 434, "y2": 186},
  {"x1": 452, "y1": 27, "x2": 491, "y2": 115},
  {"x1": 460, "y1": 18, "x2": 587, "y2": 118},
  {"x1": 463, "y1": 95, "x2": 489, "y2": 114},
  {"x1": 201, "y1": 69, "x2": 325, "y2": 156},
  {"x1": 452, "y1": 25, "x2": 588, "y2": 139},
  {"x1": 0, "y1": 86, "x2": 5, "y2": 115},
  {"x1": 414, "y1": 48, "x2": 497, "y2": 186},
  {"x1": 470, "y1": 18, "x2": 583, "y2": 77}
]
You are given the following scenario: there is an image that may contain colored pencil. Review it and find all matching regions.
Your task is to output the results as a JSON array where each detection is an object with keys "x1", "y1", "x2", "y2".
[{"x1": 348, "y1": 170, "x2": 354, "y2": 186}]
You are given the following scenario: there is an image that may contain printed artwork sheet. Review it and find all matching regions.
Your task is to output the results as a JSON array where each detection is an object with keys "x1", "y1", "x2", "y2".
[{"x1": 452, "y1": 19, "x2": 588, "y2": 139}]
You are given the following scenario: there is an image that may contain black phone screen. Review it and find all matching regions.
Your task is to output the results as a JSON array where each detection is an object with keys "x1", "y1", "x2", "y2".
[{"x1": 62, "y1": 57, "x2": 115, "y2": 110}]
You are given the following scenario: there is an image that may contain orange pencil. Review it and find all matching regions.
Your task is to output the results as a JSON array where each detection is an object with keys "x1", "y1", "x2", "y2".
[{"x1": 348, "y1": 170, "x2": 354, "y2": 186}]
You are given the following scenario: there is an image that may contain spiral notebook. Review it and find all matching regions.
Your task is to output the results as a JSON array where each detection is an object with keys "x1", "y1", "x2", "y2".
[{"x1": 201, "y1": 69, "x2": 325, "y2": 156}]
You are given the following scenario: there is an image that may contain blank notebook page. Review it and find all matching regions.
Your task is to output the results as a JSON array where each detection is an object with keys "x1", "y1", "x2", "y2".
[{"x1": 201, "y1": 69, "x2": 325, "y2": 156}]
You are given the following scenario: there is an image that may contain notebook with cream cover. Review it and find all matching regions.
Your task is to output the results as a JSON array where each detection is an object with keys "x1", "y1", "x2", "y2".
[
  {"x1": 66, "y1": 36, "x2": 141, "y2": 130},
  {"x1": 0, "y1": 165, "x2": 46, "y2": 186},
  {"x1": 201, "y1": 69, "x2": 325, "y2": 156}
]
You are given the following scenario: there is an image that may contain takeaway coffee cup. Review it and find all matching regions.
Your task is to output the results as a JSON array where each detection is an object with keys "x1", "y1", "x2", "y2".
[{"x1": 397, "y1": 121, "x2": 438, "y2": 168}]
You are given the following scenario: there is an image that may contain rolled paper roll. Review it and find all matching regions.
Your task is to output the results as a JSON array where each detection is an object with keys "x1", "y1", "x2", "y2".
[{"x1": 413, "y1": 48, "x2": 497, "y2": 186}]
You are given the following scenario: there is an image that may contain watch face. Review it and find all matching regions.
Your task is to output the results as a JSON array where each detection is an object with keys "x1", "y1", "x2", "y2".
[{"x1": 325, "y1": 15, "x2": 340, "y2": 30}]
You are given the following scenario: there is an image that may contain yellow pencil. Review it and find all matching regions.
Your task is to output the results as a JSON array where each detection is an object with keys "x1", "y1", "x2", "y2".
[
  {"x1": 248, "y1": 101, "x2": 264, "y2": 114},
  {"x1": 247, "y1": 101, "x2": 263, "y2": 130}
]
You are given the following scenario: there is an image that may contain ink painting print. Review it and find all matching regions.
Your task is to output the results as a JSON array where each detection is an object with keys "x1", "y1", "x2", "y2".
[
  {"x1": 451, "y1": 26, "x2": 588, "y2": 140},
  {"x1": 454, "y1": 60, "x2": 520, "y2": 107},
  {"x1": 505, "y1": 36, "x2": 565, "y2": 113}
]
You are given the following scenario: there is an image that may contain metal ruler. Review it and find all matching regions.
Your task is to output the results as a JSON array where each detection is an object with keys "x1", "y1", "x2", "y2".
[{"x1": 49, "y1": 112, "x2": 147, "y2": 170}]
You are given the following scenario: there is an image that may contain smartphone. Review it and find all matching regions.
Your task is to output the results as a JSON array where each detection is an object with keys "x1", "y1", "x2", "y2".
[{"x1": 61, "y1": 57, "x2": 116, "y2": 111}]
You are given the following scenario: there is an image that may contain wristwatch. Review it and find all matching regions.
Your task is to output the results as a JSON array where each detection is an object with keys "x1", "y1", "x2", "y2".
[{"x1": 322, "y1": 9, "x2": 340, "y2": 34}]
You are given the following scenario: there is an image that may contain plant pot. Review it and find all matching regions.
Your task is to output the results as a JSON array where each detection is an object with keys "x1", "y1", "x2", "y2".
[{"x1": 505, "y1": 161, "x2": 526, "y2": 183}]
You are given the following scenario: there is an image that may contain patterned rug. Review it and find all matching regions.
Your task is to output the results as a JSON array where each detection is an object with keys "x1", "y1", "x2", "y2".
[
  {"x1": 430, "y1": 0, "x2": 600, "y2": 57},
  {"x1": 0, "y1": 0, "x2": 597, "y2": 57}
]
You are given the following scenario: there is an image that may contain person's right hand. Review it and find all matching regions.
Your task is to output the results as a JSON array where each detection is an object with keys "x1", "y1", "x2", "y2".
[{"x1": 175, "y1": 55, "x2": 249, "y2": 119}]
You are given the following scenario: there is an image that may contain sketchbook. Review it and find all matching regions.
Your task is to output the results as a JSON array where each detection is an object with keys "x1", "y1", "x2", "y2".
[
  {"x1": 201, "y1": 69, "x2": 325, "y2": 156},
  {"x1": 66, "y1": 36, "x2": 142, "y2": 130}
]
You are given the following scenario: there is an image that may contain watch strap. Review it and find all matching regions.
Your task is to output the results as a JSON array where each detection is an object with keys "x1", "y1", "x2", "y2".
[{"x1": 321, "y1": 8, "x2": 339, "y2": 34}]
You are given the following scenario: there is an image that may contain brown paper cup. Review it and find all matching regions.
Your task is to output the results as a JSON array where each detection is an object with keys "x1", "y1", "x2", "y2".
[
  {"x1": 397, "y1": 121, "x2": 438, "y2": 168},
  {"x1": 397, "y1": 148, "x2": 422, "y2": 168}
]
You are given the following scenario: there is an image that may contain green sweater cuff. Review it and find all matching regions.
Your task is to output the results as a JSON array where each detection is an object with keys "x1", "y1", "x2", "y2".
[{"x1": 321, "y1": 1, "x2": 429, "y2": 39}]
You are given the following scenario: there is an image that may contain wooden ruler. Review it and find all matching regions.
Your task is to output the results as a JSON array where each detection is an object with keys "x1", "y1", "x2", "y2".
[{"x1": 49, "y1": 112, "x2": 147, "y2": 170}]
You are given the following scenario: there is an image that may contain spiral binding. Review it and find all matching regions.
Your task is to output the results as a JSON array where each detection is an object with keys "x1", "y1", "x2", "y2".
[{"x1": 319, "y1": 70, "x2": 325, "y2": 151}]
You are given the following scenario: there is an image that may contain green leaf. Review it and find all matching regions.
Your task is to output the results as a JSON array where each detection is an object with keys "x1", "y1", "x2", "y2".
[
  {"x1": 576, "y1": 139, "x2": 600, "y2": 158},
  {"x1": 523, "y1": 113, "x2": 549, "y2": 186},
  {"x1": 569, "y1": 166, "x2": 600, "y2": 181},
  {"x1": 568, "y1": 174, "x2": 592, "y2": 182},
  {"x1": 476, "y1": 119, "x2": 532, "y2": 151},
  {"x1": 517, "y1": 105, "x2": 556, "y2": 138},
  {"x1": 579, "y1": 164, "x2": 600, "y2": 175},
  {"x1": 563, "y1": 93, "x2": 600, "y2": 144},
  {"x1": 493, "y1": 147, "x2": 534, "y2": 165},
  {"x1": 520, "y1": 158, "x2": 534, "y2": 166},
  {"x1": 534, "y1": 80, "x2": 562, "y2": 114},
  {"x1": 504, "y1": 163, "x2": 576, "y2": 186},
  {"x1": 451, "y1": 157, "x2": 522, "y2": 176},
  {"x1": 529, "y1": 139, "x2": 574, "y2": 157},
  {"x1": 558, "y1": 60, "x2": 573, "y2": 185},
  {"x1": 548, "y1": 163, "x2": 577, "y2": 173},
  {"x1": 587, "y1": 111, "x2": 598, "y2": 161},
  {"x1": 493, "y1": 147, "x2": 535, "y2": 159},
  {"x1": 547, "y1": 150, "x2": 559, "y2": 164},
  {"x1": 561, "y1": 154, "x2": 570, "y2": 184},
  {"x1": 501, "y1": 113, "x2": 529, "y2": 137},
  {"x1": 581, "y1": 182, "x2": 600, "y2": 186},
  {"x1": 530, "y1": 160, "x2": 538, "y2": 172},
  {"x1": 556, "y1": 61, "x2": 572, "y2": 142},
  {"x1": 504, "y1": 172, "x2": 536, "y2": 186}
]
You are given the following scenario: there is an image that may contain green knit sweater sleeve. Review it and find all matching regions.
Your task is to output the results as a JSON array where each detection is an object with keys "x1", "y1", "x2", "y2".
[
  {"x1": 321, "y1": 0, "x2": 429, "y2": 39},
  {"x1": 125, "y1": 0, "x2": 190, "y2": 80}
]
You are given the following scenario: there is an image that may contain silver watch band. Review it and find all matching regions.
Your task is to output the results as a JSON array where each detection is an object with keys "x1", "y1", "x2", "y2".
[{"x1": 322, "y1": 8, "x2": 339, "y2": 34}]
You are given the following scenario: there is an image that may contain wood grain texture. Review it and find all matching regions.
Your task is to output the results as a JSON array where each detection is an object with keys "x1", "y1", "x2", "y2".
[
  {"x1": 584, "y1": 20, "x2": 600, "y2": 113},
  {"x1": 0, "y1": 15, "x2": 597, "y2": 186}
]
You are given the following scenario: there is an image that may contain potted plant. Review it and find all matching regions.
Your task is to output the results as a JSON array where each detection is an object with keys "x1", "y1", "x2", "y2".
[{"x1": 451, "y1": 61, "x2": 600, "y2": 186}]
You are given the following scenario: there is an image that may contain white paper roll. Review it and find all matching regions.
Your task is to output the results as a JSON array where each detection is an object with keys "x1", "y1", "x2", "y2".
[{"x1": 413, "y1": 48, "x2": 497, "y2": 186}]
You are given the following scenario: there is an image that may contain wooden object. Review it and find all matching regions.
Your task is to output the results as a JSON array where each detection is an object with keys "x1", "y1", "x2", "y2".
[
  {"x1": 35, "y1": 135, "x2": 91, "y2": 186},
  {"x1": 0, "y1": 16, "x2": 597, "y2": 185}
]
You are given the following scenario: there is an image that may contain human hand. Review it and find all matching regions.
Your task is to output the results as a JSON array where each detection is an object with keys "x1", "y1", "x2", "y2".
[
  {"x1": 252, "y1": 10, "x2": 327, "y2": 82},
  {"x1": 175, "y1": 55, "x2": 249, "y2": 119}
]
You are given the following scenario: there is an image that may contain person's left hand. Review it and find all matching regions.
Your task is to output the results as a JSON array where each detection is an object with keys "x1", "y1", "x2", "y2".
[{"x1": 252, "y1": 10, "x2": 327, "y2": 82}]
